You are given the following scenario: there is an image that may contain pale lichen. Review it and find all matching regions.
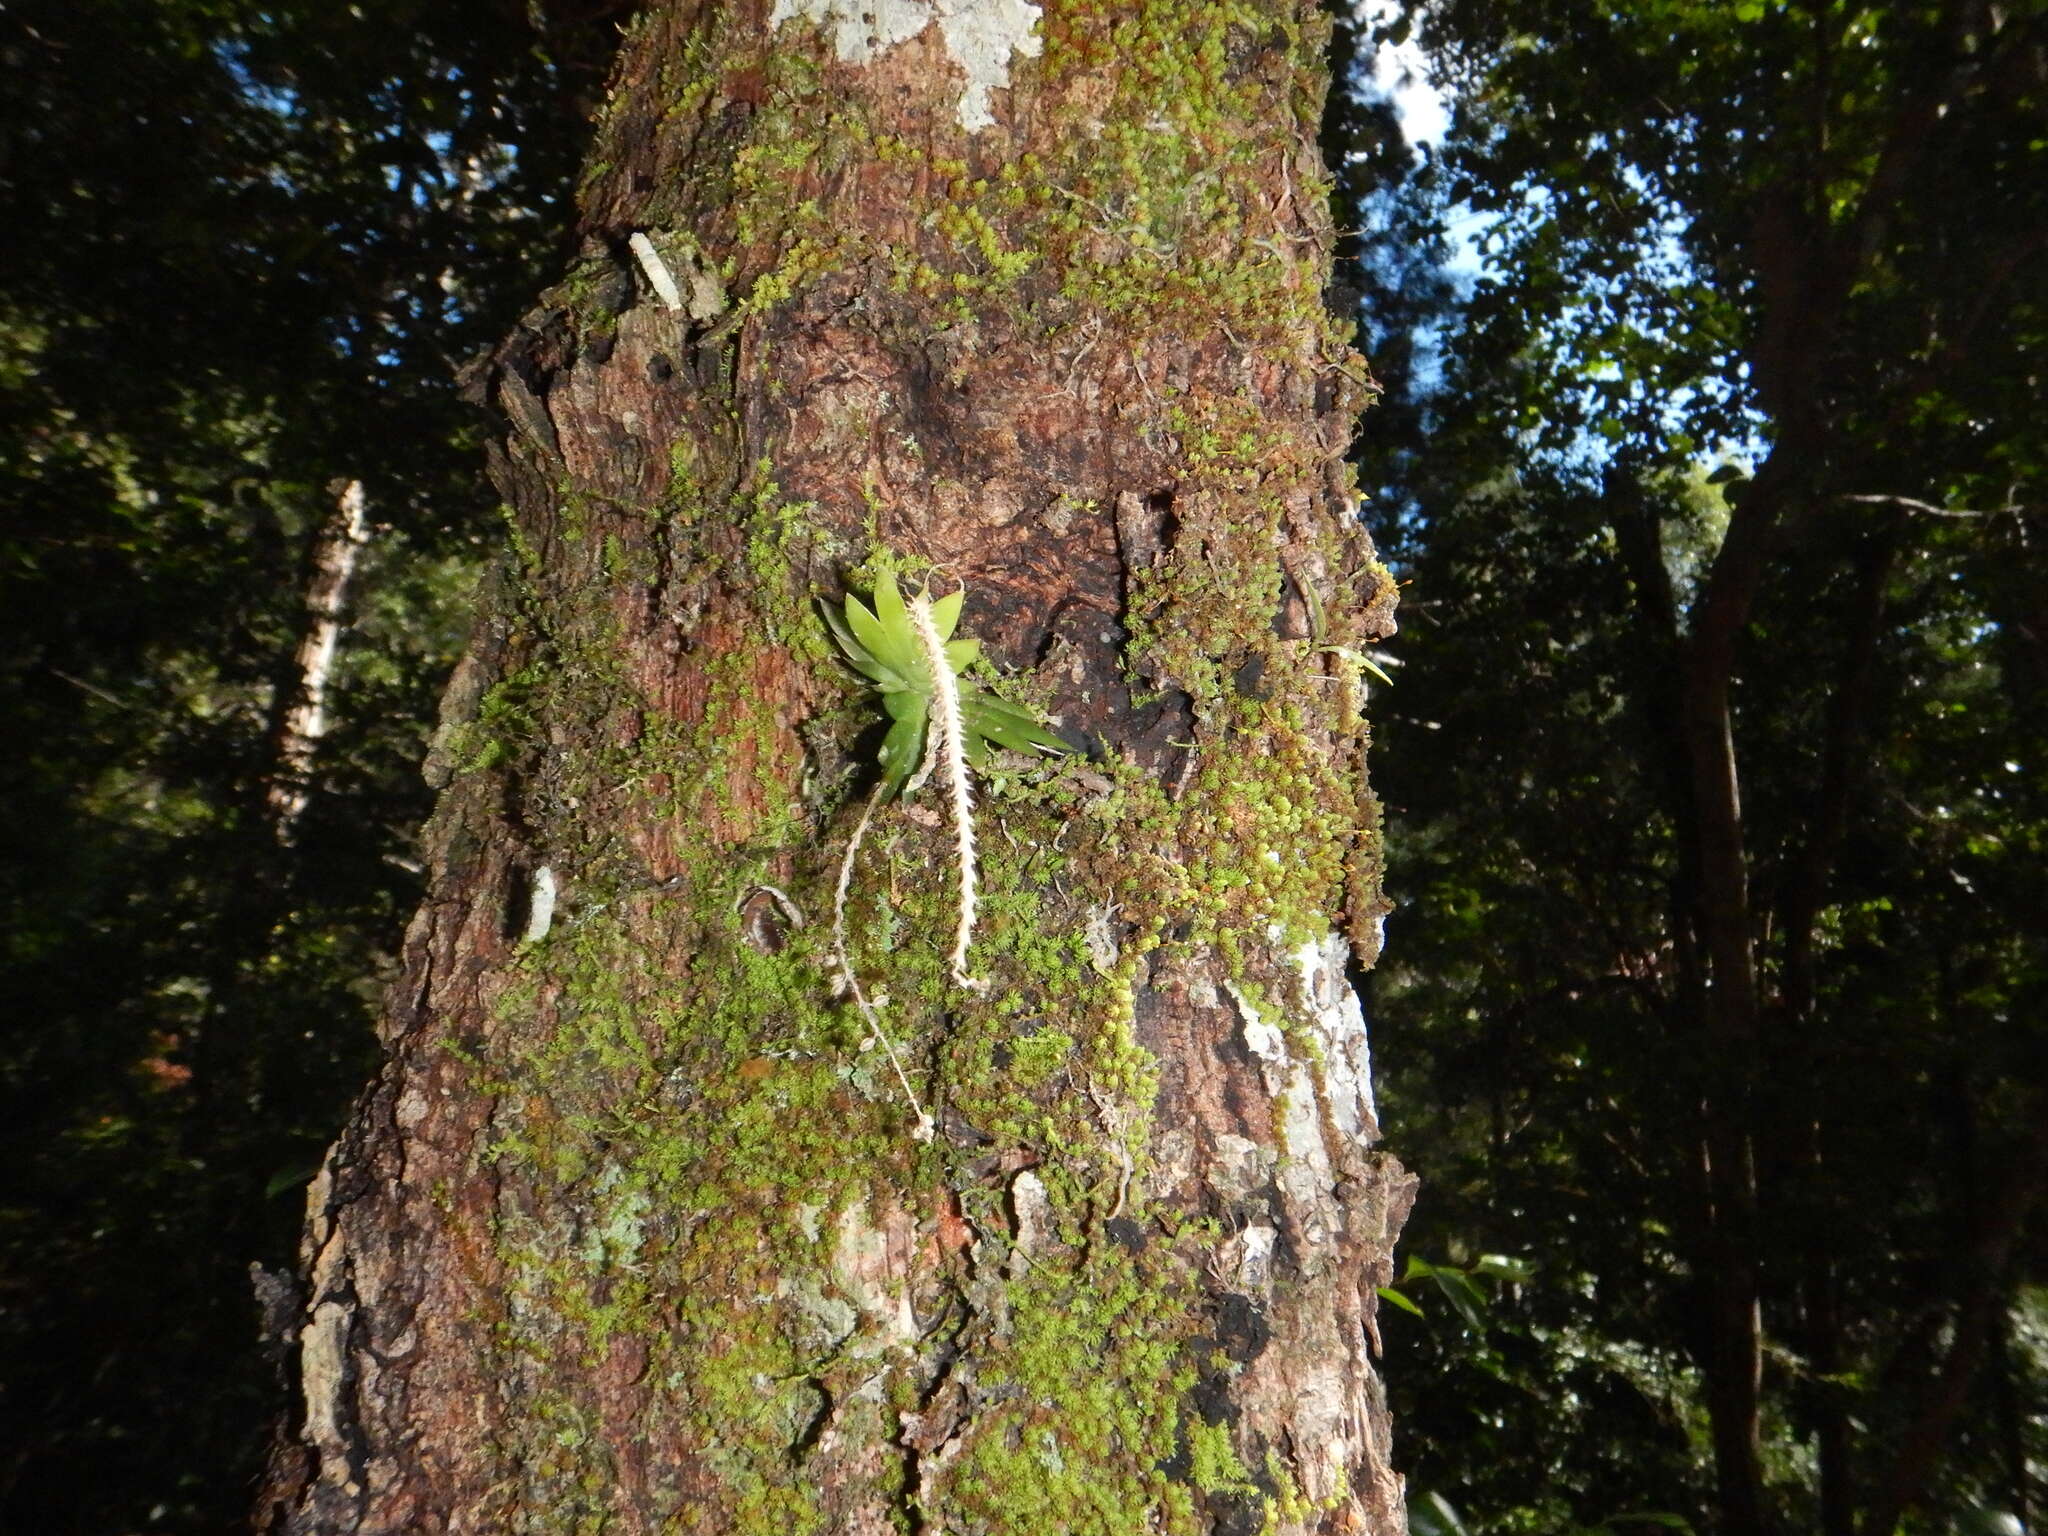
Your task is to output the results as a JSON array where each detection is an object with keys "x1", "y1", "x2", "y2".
[{"x1": 767, "y1": 0, "x2": 1043, "y2": 131}]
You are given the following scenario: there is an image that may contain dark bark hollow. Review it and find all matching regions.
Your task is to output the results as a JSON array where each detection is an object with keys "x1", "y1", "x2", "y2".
[{"x1": 259, "y1": 2, "x2": 1411, "y2": 1531}]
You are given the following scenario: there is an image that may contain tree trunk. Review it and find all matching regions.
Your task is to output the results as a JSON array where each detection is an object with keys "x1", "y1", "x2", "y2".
[
  {"x1": 269, "y1": 478, "x2": 372, "y2": 842},
  {"x1": 256, "y1": 3, "x2": 1411, "y2": 1534}
]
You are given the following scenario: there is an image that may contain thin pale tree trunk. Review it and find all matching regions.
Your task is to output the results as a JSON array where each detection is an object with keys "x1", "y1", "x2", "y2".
[
  {"x1": 269, "y1": 478, "x2": 371, "y2": 842},
  {"x1": 258, "y1": 4, "x2": 1411, "y2": 1532}
]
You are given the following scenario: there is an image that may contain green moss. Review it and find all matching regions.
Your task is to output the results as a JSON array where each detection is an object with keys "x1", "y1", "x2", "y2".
[
  {"x1": 1188, "y1": 1411, "x2": 1258, "y2": 1497},
  {"x1": 934, "y1": 1212, "x2": 1219, "y2": 1534},
  {"x1": 432, "y1": 0, "x2": 1390, "y2": 1525},
  {"x1": 453, "y1": 664, "x2": 544, "y2": 773},
  {"x1": 1005, "y1": 1027, "x2": 1075, "y2": 1089},
  {"x1": 740, "y1": 468, "x2": 838, "y2": 658}
]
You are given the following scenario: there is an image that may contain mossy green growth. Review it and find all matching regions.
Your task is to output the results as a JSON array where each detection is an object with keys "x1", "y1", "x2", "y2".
[
  {"x1": 455, "y1": 664, "x2": 543, "y2": 773},
  {"x1": 932, "y1": 1206, "x2": 1236, "y2": 1535},
  {"x1": 704, "y1": 0, "x2": 1354, "y2": 375},
  {"x1": 445, "y1": 616, "x2": 1363, "y2": 1529},
  {"x1": 431, "y1": 3, "x2": 1394, "y2": 1521},
  {"x1": 470, "y1": 876, "x2": 921, "y2": 1530}
]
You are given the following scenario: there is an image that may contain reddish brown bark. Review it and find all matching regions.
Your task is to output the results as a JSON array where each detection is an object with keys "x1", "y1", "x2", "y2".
[{"x1": 258, "y1": 3, "x2": 1410, "y2": 1533}]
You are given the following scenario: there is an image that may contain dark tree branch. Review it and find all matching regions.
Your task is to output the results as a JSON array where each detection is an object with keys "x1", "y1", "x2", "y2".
[{"x1": 1839, "y1": 493, "x2": 2032, "y2": 520}]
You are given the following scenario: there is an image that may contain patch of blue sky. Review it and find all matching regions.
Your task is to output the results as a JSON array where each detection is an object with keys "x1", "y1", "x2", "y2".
[{"x1": 1354, "y1": 4, "x2": 1766, "y2": 486}]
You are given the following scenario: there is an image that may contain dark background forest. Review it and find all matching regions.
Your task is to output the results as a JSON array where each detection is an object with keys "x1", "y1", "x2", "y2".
[{"x1": 1, "y1": 0, "x2": 2041, "y2": 1533}]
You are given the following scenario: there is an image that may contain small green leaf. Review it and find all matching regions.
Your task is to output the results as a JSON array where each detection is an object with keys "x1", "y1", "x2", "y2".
[
  {"x1": 878, "y1": 713, "x2": 925, "y2": 798},
  {"x1": 963, "y1": 693, "x2": 1067, "y2": 755},
  {"x1": 1430, "y1": 1267, "x2": 1490, "y2": 1332},
  {"x1": 1409, "y1": 1491, "x2": 1470, "y2": 1536},
  {"x1": 842, "y1": 593, "x2": 901, "y2": 674},
  {"x1": 1377, "y1": 1285, "x2": 1426, "y2": 1318},
  {"x1": 1472, "y1": 1253, "x2": 1535, "y2": 1284},
  {"x1": 871, "y1": 567, "x2": 912, "y2": 637},
  {"x1": 824, "y1": 574, "x2": 1066, "y2": 799},
  {"x1": 822, "y1": 601, "x2": 903, "y2": 686},
  {"x1": 265, "y1": 1164, "x2": 320, "y2": 1199}
]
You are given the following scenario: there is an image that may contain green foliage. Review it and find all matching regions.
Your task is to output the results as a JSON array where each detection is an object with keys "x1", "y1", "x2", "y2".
[
  {"x1": 822, "y1": 570, "x2": 1067, "y2": 799},
  {"x1": 1340, "y1": 0, "x2": 2048, "y2": 1529},
  {"x1": 0, "y1": 2, "x2": 620, "y2": 1529},
  {"x1": 1378, "y1": 1253, "x2": 1533, "y2": 1333}
]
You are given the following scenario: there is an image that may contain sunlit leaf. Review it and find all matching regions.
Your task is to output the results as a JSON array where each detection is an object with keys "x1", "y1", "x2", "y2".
[{"x1": 1378, "y1": 1285, "x2": 1427, "y2": 1318}]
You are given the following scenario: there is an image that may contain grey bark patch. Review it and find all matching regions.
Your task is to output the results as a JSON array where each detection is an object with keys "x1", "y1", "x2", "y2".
[{"x1": 768, "y1": 0, "x2": 1044, "y2": 130}]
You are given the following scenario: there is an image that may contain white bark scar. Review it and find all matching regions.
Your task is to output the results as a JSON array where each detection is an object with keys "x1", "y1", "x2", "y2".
[
  {"x1": 1291, "y1": 931, "x2": 1377, "y2": 1136},
  {"x1": 522, "y1": 866, "x2": 557, "y2": 945},
  {"x1": 769, "y1": 0, "x2": 1044, "y2": 131}
]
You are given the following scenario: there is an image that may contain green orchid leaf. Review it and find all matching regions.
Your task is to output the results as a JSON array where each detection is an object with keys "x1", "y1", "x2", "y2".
[
  {"x1": 870, "y1": 568, "x2": 913, "y2": 644},
  {"x1": 882, "y1": 688, "x2": 927, "y2": 721},
  {"x1": 877, "y1": 712, "x2": 925, "y2": 799},
  {"x1": 962, "y1": 693, "x2": 1067, "y2": 755},
  {"x1": 820, "y1": 598, "x2": 859, "y2": 652},
  {"x1": 825, "y1": 574, "x2": 1066, "y2": 800},
  {"x1": 821, "y1": 601, "x2": 904, "y2": 687},
  {"x1": 963, "y1": 693, "x2": 1046, "y2": 729},
  {"x1": 858, "y1": 572, "x2": 928, "y2": 678},
  {"x1": 841, "y1": 593, "x2": 903, "y2": 676}
]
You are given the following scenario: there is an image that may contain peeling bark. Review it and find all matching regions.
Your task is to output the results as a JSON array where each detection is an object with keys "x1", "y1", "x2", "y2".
[{"x1": 259, "y1": 3, "x2": 1410, "y2": 1532}]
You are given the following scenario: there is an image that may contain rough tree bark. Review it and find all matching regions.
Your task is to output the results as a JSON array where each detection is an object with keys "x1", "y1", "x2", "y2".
[{"x1": 257, "y1": 2, "x2": 1410, "y2": 1531}]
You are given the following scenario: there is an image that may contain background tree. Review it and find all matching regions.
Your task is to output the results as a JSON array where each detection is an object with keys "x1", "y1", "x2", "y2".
[
  {"x1": 1350, "y1": 2, "x2": 2048, "y2": 1533},
  {"x1": 253, "y1": 1, "x2": 1412, "y2": 1531}
]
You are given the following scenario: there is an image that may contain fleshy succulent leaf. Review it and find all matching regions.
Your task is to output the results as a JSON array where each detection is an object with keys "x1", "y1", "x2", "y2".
[
  {"x1": 841, "y1": 592, "x2": 901, "y2": 673},
  {"x1": 871, "y1": 568, "x2": 912, "y2": 637},
  {"x1": 882, "y1": 687, "x2": 927, "y2": 721},
  {"x1": 877, "y1": 712, "x2": 924, "y2": 799},
  {"x1": 928, "y1": 587, "x2": 964, "y2": 640},
  {"x1": 945, "y1": 637, "x2": 980, "y2": 672},
  {"x1": 822, "y1": 601, "x2": 903, "y2": 686},
  {"x1": 962, "y1": 691, "x2": 1068, "y2": 756}
]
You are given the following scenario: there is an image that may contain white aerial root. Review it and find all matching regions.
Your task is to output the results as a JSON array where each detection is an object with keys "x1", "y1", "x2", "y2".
[
  {"x1": 833, "y1": 784, "x2": 934, "y2": 1142},
  {"x1": 906, "y1": 588, "x2": 982, "y2": 989}
]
